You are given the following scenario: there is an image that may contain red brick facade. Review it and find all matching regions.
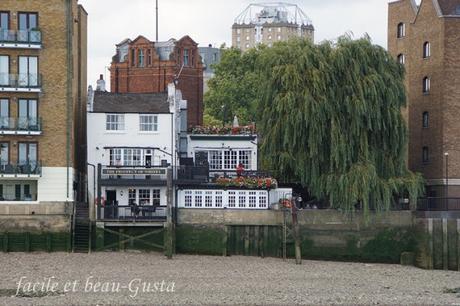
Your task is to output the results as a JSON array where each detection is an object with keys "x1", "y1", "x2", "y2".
[
  {"x1": 388, "y1": 0, "x2": 460, "y2": 196},
  {"x1": 110, "y1": 35, "x2": 204, "y2": 127}
]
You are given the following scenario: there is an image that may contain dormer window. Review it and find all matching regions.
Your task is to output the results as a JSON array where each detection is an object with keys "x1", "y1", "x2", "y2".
[
  {"x1": 423, "y1": 42, "x2": 431, "y2": 58},
  {"x1": 397, "y1": 22, "x2": 406, "y2": 38},
  {"x1": 397, "y1": 54, "x2": 405, "y2": 65},
  {"x1": 183, "y1": 49, "x2": 189, "y2": 66},
  {"x1": 138, "y1": 49, "x2": 144, "y2": 67}
]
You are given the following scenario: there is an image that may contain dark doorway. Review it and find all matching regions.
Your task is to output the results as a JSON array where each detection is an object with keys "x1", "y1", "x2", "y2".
[{"x1": 105, "y1": 190, "x2": 117, "y2": 219}]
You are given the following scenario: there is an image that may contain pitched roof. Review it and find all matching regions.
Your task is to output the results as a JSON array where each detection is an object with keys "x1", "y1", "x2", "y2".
[
  {"x1": 92, "y1": 91, "x2": 170, "y2": 114},
  {"x1": 437, "y1": 0, "x2": 460, "y2": 15}
]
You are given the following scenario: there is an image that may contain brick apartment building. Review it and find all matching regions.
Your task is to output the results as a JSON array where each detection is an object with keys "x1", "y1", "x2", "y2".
[
  {"x1": 110, "y1": 35, "x2": 204, "y2": 127},
  {"x1": 0, "y1": 0, "x2": 87, "y2": 206},
  {"x1": 388, "y1": 0, "x2": 460, "y2": 197}
]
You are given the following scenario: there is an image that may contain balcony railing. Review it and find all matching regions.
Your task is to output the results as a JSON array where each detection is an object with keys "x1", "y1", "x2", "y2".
[
  {"x1": 417, "y1": 197, "x2": 460, "y2": 211},
  {"x1": 0, "y1": 29, "x2": 42, "y2": 46},
  {"x1": 0, "y1": 73, "x2": 41, "y2": 89},
  {"x1": 0, "y1": 162, "x2": 42, "y2": 176},
  {"x1": 97, "y1": 204, "x2": 166, "y2": 221},
  {"x1": 0, "y1": 117, "x2": 42, "y2": 134}
]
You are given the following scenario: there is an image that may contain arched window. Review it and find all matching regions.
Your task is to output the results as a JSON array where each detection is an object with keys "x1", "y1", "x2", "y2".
[
  {"x1": 138, "y1": 49, "x2": 144, "y2": 67},
  {"x1": 422, "y1": 112, "x2": 429, "y2": 128},
  {"x1": 423, "y1": 42, "x2": 431, "y2": 58},
  {"x1": 397, "y1": 22, "x2": 406, "y2": 38},
  {"x1": 423, "y1": 77, "x2": 430, "y2": 93},
  {"x1": 422, "y1": 146, "x2": 429, "y2": 163},
  {"x1": 397, "y1": 54, "x2": 405, "y2": 65}
]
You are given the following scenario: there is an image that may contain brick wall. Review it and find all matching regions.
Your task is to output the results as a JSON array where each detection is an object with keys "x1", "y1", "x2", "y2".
[
  {"x1": 388, "y1": 0, "x2": 460, "y2": 190},
  {"x1": 110, "y1": 36, "x2": 204, "y2": 127}
]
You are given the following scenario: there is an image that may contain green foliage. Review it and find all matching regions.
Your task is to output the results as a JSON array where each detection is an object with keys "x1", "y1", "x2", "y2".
[
  {"x1": 204, "y1": 47, "x2": 262, "y2": 125},
  {"x1": 256, "y1": 37, "x2": 424, "y2": 213},
  {"x1": 206, "y1": 36, "x2": 424, "y2": 213}
]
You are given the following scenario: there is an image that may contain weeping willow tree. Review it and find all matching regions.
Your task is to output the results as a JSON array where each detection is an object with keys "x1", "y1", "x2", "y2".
[{"x1": 257, "y1": 36, "x2": 424, "y2": 214}]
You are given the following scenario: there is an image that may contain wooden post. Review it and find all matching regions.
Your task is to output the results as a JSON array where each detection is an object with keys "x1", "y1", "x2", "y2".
[
  {"x1": 244, "y1": 226, "x2": 250, "y2": 256},
  {"x1": 443, "y1": 218, "x2": 448, "y2": 270},
  {"x1": 95, "y1": 223, "x2": 105, "y2": 251},
  {"x1": 428, "y1": 218, "x2": 434, "y2": 270},
  {"x1": 262, "y1": 226, "x2": 268, "y2": 258},
  {"x1": 3, "y1": 232, "x2": 8, "y2": 253},
  {"x1": 222, "y1": 226, "x2": 228, "y2": 257},
  {"x1": 25, "y1": 232, "x2": 30, "y2": 252},
  {"x1": 291, "y1": 202, "x2": 302, "y2": 265},
  {"x1": 46, "y1": 233, "x2": 52, "y2": 252},
  {"x1": 119, "y1": 228, "x2": 125, "y2": 251},
  {"x1": 255, "y1": 226, "x2": 261, "y2": 257},
  {"x1": 457, "y1": 219, "x2": 460, "y2": 272},
  {"x1": 165, "y1": 168, "x2": 173, "y2": 259}
]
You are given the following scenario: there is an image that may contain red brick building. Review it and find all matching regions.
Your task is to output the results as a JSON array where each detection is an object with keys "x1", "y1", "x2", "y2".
[
  {"x1": 110, "y1": 35, "x2": 204, "y2": 127},
  {"x1": 388, "y1": 0, "x2": 460, "y2": 197}
]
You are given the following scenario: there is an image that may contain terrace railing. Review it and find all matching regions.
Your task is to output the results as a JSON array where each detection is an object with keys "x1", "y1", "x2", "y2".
[
  {"x1": 96, "y1": 204, "x2": 167, "y2": 221},
  {"x1": 417, "y1": 197, "x2": 460, "y2": 211},
  {"x1": 0, "y1": 117, "x2": 42, "y2": 132},
  {"x1": 0, "y1": 73, "x2": 41, "y2": 88},
  {"x1": 0, "y1": 162, "x2": 42, "y2": 176},
  {"x1": 0, "y1": 29, "x2": 42, "y2": 44}
]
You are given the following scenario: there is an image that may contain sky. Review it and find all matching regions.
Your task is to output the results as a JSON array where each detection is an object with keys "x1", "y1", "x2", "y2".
[{"x1": 78, "y1": 0, "x2": 393, "y2": 88}]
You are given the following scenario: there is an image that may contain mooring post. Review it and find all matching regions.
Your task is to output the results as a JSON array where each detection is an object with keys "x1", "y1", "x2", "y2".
[
  {"x1": 291, "y1": 201, "x2": 302, "y2": 265},
  {"x1": 428, "y1": 218, "x2": 434, "y2": 270},
  {"x1": 223, "y1": 226, "x2": 228, "y2": 257},
  {"x1": 457, "y1": 219, "x2": 460, "y2": 272},
  {"x1": 165, "y1": 167, "x2": 173, "y2": 259},
  {"x1": 443, "y1": 218, "x2": 448, "y2": 270}
]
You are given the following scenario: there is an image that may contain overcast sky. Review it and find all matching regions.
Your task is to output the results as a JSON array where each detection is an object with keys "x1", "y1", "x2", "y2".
[{"x1": 78, "y1": 0, "x2": 393, "y2": 88}]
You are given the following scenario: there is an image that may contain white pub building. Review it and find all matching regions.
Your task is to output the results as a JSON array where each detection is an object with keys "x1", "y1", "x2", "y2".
[{"x1": 87, "y1": 79, "x2": 291, "y2": 223}]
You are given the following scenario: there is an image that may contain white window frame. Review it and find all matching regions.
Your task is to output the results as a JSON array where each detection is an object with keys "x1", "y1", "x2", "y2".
[
  {"x1": 106, "y1": 114, "x2": 125, "y2": 131},
  {"x1": 139, "y1": 114, "x2": 158, "y2": 132}
]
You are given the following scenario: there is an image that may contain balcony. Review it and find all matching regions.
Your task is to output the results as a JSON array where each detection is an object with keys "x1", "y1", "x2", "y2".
[
  {"x1": 0, "y1": 117, "x2": 42, "y2": 135},
  {"x1": 0, "y1": 73, "x2": 42, "y2": 93},
  {"x1": 96, "y1": 204, "x2": 166, "y2": 221},
  {"x1": 0, "y1": 29, "x2": 42, "y2": 49},
  {"x1": 0, "y1": 162, "x2": 42, "y2": 178}
]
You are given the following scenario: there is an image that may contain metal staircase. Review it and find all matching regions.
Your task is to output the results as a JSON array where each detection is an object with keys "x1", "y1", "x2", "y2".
[{"x1": 73, "y1": 203, "x2": 91, "y2": 253}]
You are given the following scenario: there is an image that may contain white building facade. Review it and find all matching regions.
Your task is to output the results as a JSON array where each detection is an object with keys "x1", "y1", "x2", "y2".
[{"x1": 87, "y1": 83, "x2": 186, "y2": 220}]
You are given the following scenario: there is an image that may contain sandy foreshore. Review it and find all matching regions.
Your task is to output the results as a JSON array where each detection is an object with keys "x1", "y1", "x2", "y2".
[{"x1": 0, "y1": 252, "x2": 459, "y2": 305}]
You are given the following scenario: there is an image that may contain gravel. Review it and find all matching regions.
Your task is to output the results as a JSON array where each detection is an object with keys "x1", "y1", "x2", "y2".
[{"x1": 0, "y1": 252, "x2": 459, "y2": 305}]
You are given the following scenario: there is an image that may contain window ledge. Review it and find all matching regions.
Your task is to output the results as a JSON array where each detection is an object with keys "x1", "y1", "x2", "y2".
[
  {"x1": 105, "y1": 130, "x2": 126, "y2": 134},
  {"x1": 138, "y1": 131, "x2": 160, "y2": 134}
]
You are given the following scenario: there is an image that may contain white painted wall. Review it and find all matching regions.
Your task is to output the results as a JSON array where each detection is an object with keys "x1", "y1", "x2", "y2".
[
  {"x1": 37, "y1": 167, "x2": 75, "y2": 202},
  {"x1": 87, "y1": 112, "x2": 174, "y2": 167}
]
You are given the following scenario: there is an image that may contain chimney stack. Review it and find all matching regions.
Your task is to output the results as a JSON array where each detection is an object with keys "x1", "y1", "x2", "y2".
[{"x1": 96, "y1": 74, "x2": 106, "y2": 91}]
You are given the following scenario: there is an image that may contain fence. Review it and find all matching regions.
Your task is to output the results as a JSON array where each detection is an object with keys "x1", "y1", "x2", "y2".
[{"x1": 417, "y1": 198, "x2": 460, "y2": 211}]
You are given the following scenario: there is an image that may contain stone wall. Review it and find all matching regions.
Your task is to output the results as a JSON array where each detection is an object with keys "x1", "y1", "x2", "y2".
[{"x1": 176, "y1": 209, "x2": 418, "y2": 263}]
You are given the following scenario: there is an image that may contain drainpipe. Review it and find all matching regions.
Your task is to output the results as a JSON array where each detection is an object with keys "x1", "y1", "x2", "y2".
[{"x1": 65, "y1": 0, "x2": 73, "y2": 200}]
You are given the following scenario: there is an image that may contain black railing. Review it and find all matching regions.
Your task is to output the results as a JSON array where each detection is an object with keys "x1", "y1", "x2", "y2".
[
  {"x1": 97, "y1": 204, "x2": 166, "y2": 221},
  {"x1": 0, "y1": 29, "x2": 42, "y2": 44},
  {"x1": 0, "y1": 73, "x2": 41, "y2": 88},
  {"x1": 0, "y1": 117, "x2": 42, "y2": 132},
  {"x1": 0, "y1": 162, "x2": 42, "y2": 175},
  {"x1": 176, "y1": 165, "x2": 209, "y2": 182},
  {"x1": 417, "y1": 197, "x2": 460, "y2": 211}
]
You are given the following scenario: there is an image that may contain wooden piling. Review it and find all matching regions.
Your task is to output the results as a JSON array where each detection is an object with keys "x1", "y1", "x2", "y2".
[
  {"x1": 443, "y1": 218, "x2": 448, "y2": 270},
  {"x1": 244, "y1": 226, "x2": 250, "y2": 256},
  {"x1": 165, "y1": 168, "x2": 174, "y2": 259},
  {"x1": 428, "y1": 218, "x2": 434, "y2": 270},
  {"x1": 457, "y1": 219, "x2": 460, "y2": 272},
  {"x1": 222, "y1": 226, "x2": 228, "y2": 257}
]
